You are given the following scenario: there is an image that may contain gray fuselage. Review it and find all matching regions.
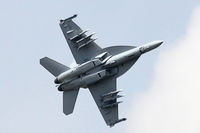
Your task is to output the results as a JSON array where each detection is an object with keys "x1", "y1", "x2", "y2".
[{"x1": 56, "y1": 40, "x2": 163, "y2": 91}]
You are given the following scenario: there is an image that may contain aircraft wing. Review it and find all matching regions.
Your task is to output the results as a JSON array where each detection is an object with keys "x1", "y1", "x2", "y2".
[
  {"x1": 88, "y1": 77, "x2": 126, "y2": 127},
  {"x1": 59, "y1": 15, "x2": 102, "y2": 64}
]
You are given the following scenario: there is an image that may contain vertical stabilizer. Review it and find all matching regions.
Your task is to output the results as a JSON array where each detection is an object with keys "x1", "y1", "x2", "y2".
[{"x1": 63, "y1": 88, "x2": 79, "y2": 115}]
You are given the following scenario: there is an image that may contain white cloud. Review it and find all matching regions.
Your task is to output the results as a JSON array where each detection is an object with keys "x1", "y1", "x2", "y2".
[{"x1": 127, "y1": 6, "x2": 200, "y2": 133}]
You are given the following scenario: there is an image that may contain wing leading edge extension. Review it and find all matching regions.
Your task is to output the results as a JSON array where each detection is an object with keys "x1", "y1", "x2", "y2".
[
  {"x1": 59, "y1": 15, "x2": 102, "y2": 64},
  {"x1": 88, "y1": 77, "x2": 126, "y2": 127}
]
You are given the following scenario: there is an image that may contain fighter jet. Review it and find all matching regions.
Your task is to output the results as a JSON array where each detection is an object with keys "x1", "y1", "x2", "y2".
[{"x1": 40, "y1": 14, "x2": 162, "y2": 127}]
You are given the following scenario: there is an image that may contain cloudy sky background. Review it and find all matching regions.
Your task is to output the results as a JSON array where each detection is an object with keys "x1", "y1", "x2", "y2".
[
  {"x1": 0, "y1": 0, "x2": 200, "y2": 133},
  {"x1": 127, "y1": 6, "x2": 200, "y2": 133}
]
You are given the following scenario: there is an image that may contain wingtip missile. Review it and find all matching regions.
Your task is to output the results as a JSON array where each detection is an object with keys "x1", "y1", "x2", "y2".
[
  {"x1": 109, "y1": 118, "x2": 127, "y2": 127},
  {"x1": 60, "y1": 14, "x2": 78, "y2": 24}
]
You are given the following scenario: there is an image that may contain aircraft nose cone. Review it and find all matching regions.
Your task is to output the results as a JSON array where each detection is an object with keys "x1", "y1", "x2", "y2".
[
  {"x1": 140, "y1": 40, "x2": 163, "y2": 53},
  {"x1": 152, "y1": 40, "x2": 163, "y2": 47}
]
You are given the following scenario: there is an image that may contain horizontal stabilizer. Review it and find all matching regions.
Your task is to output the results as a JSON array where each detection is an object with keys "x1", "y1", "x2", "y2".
[
  {"x1": 63, "y1": 88, "x2": 79, "y2": 115},
  {"x1": 40, "y1": 57, "x2": 70, "y2": 77}
]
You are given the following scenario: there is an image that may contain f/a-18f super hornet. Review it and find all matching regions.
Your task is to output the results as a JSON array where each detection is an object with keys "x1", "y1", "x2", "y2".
[{"x1": 40, "y1": 14, "x2": 162, "y2": 127}]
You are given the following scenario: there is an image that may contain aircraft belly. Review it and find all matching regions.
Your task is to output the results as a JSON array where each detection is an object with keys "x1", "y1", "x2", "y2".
[
  {"x1": 116, "y1": 56, "x2": 140, "y2": 77},
  {"x1": 58, "y1": 69, "x2": 117, "y2": 91}
]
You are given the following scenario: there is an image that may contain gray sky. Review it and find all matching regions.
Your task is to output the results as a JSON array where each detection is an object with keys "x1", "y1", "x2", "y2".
[{"x1": 0, "y1": 0, "x2": 199, "y2": 133}]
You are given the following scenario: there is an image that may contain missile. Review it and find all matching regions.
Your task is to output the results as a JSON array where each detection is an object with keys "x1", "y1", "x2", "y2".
[
  {"x1": 76, "y1": 32, "x2": 95, "y2": 43},
  {"x1": 101, "y1": 90, "x2": 123, "y2": 98},
  {"x1": 60, "y1": 14, "x2": 77, "y2": 24},
  {"x1": 101, "y1": 101, "x2": 122, "y2": 109},
  {"x1": 102, "y1": 94, "x2": 124, "y2": 102},
  {"x1": 109, "y1": 118, "x2": 127, "y2": 127},
  {"x1": 78, "y1": 38, "x2": 98, "y2": 50},
  {"x1": 69, "y1": 30, "x2": 89, "y2": 41}
]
